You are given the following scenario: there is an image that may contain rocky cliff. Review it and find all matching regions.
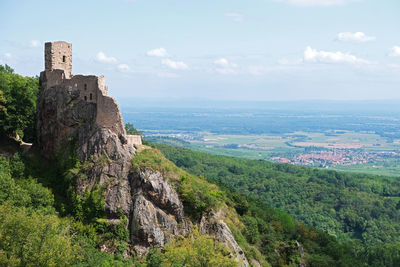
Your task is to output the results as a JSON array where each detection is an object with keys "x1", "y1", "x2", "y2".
[{"x1": 36, "y1": 72, "x2": 250, "y2": 266}]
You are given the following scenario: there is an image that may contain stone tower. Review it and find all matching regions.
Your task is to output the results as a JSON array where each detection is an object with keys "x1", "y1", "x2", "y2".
[{"x1": 44, "y1": 41, "x2": 72, "y2": 79}]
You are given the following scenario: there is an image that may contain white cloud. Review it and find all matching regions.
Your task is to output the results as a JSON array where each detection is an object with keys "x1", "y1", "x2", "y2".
[
  {"x1": 225, "y1": 12, "x2": 244, "y2": 22},
  {"x1": 214, "y1": 58, "x2": 238, "y2": 68},
  {"x1": 273, "y1": 0, "x2": 361, "y2": 6},
  {"x1": 117, "y1": 64, "x2": 131, "y2": 72},
  {"x1": 337, "y1": 32, "x2": 376, "y2": 42},
  {"x1": 4, "y1": 53, "x2": 12, "y2": 59},
  {"x1": 214, "y1": 58, "x2": 238, "y2": 74},
  {"x1": 304, "y1": 46, "x2": 370, "y2": 64},
  {"x1": 162, "y1": 58, "x2": 188, "y2": 70},
  {"x1": 29, "y1": 40, "x2": 41, "y2": 47},
  {"x1": 96, "y1": 52, "x2": 117, "y2": 63},
  {"x1": 389, "y1": 46, "x2": 400, "y2": 57},
  {"x1": 147, "y1": 47, "x2": 168, "y2": 57}
]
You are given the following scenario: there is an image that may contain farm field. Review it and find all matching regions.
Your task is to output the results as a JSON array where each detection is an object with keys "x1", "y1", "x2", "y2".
[{"x1": 332, "y1": 160, "x2": 400, "y2": 177}]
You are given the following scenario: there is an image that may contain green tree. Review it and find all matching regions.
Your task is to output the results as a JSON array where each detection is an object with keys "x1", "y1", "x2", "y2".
[
  {"x1": 125, "y1": 123, "x2": 143, "y2": 136},
  {"x1": 146, "y1": 246, "x2": 163, "y2": 267},
  {"x1": 0, "y1": 90, "x2": 7, "y2": 123},
  {"x1": 0, "y1": 64, "x2": 38, "y2": 142},
  {"x1": 242, "y1": 216, "x2": 260, "y2": 244},
  {"x1": 162, "y1": 230, "x2": 238, "y2": 267},
  {"x1": 0, "y1": 203, "x2": 81, "y2": 266}
]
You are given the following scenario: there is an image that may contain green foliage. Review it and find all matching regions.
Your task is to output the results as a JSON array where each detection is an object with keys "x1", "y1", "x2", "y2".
[
  {"x1": 146, "y1": 246, "x2": 163, "y2": 267},
  {"x1": 0, "y1": 155, "x2": 55, "y2": 214},
  {"x1": 0, "y1": 153, "x2": 139, "y2": 266},
  {"x1": 0, "y1": 203, "x2": 81, "y2": 266},
  {"x1": 241, "y1": 216, "x2": 260, "y2": 244},
  {"x1": 162, "y1": 230, "x2": 238, "y2": 267},
  {"x1": 357, "y1": 242, "x2": 400, "y2": 267},
  {"x1": 132, "y1": 148, "x2": 173, "y2": 173},
  {"x1": 71, "y1": 186, "x2": 105, "y2": 223},
  {"x1": 9, "y1": 153, "x2": 25, "y2": 178},
  {"x1": 0, "y1": 64, "x2": 38, "y2": 141},
  {"x1": 125, "y1": 122, "x2": 143, "y2": 136},
  {"x1": 0, "y1": 89, "x2": 7, "y2": 120}
]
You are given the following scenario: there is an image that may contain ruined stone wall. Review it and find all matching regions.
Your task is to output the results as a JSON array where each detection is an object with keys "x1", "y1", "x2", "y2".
[
  {"x1": 40, "y1": 41, "x2": 130, "y2": 147},
  {"x1": 64, "y1": 75, "x2": 99, "y2": 103},
  {"x1": 39, "y1": 70, "x2": 65, "y2": 89},
  {"x1": 45, "y1": 41, "x2": 72, "y2": 79},
  {"x1": 98, "y1": 75, "x2": 108, "y2": 95},
  {"x1": 40, "y1": 72, "x2": 126, "y2": 139},
  {"x1": 96, "y1": 90, "x2": 126, "y2": 137},
  {"x1": 127, "y1": 135, "x2": 142, "y2": 146}
]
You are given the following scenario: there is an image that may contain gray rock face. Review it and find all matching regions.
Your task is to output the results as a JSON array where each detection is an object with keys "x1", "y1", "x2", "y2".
[
  {"x1": 74, "y1": 128, "x2": 135, "y2": 216},
  {"x1": 200, "y1": 210, "x2": 250, "y2": 267},
  {"x1": 36, "y1": 84, "x2": 97, "y2": 157},
  {"x1": 132, "y1": 169, "x2": 185, "y2": 221},
  {"x1": 130, "y1": 169, "x2": 191, "y2": 250}
]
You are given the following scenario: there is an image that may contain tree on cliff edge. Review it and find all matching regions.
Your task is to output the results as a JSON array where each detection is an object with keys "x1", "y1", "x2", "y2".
[
  {"x1": 0, "y1": 64, "x2": 38, "y2": 142},
  {"x1": 125, "y1": 122, "x2": 143, "y2": 136}
]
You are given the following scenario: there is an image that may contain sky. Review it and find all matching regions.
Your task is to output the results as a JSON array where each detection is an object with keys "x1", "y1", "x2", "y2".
[{"x1": 0, "y1": 0, "x2": 400, "y2": 101}]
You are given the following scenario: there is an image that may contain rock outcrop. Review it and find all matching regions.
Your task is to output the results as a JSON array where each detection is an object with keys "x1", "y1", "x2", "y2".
[
  {"x1": 200, "y1": 210, "x2": 250, "y2": 267},
  {"x1": 129, "y1": 169, "x2": 191, "y2": 255}
]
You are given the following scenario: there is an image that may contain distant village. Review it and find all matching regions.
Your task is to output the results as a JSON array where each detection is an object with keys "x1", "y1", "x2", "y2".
[{"x1": 270, "y1": 150, "x2": 400, "y2": 168}]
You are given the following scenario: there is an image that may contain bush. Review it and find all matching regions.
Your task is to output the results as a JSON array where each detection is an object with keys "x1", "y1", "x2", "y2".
[{"x1": 162, "y1": 229, "x2": 238, "y2": 267}]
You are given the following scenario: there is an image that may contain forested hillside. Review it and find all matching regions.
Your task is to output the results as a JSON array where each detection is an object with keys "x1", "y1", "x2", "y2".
[
  {"x1": 155, "y1": 144, "x2": 400, "y2": 264},
  {"x1": 0, "y1": 145, "x2": 368, "y2": 266}
]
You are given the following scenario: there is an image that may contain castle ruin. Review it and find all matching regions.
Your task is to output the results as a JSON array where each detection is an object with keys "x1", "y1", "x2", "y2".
[{"x1": 39, "y1": 41, "x2": 141, "y2": 148}]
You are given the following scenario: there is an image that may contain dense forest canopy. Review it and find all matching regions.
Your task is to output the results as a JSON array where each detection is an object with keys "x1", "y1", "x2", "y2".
[{"x1": 154, "y1": 143, "x2": 400, "y2": 244}]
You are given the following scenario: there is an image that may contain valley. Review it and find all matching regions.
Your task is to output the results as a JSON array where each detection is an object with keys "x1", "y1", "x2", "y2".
[{"x1": 123, "y1": 103, "x2": 400, "y2": 177}]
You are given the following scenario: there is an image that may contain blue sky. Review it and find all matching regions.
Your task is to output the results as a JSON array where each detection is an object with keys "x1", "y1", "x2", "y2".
[{"x1": 1, "y1": 0, "x2": 400, "y2": 101}]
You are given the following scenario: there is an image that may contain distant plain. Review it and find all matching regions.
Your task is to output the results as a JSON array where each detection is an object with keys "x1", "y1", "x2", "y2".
[{"x1": 122, "y1": 100, "x2": 400, "y2": 177}]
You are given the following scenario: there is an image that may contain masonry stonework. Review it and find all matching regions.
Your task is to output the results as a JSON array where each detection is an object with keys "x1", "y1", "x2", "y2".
[
  {"x1": 40, "y1": 41, "x2": 141, "y2": 148},
  {"x1": 45, "y1": 41, "x2": 72, "y2": 79}
]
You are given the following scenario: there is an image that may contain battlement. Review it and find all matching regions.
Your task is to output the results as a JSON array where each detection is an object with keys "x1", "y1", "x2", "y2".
[{"x1": 45, "y1": 41, "x2": 72, "y2": 78}]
